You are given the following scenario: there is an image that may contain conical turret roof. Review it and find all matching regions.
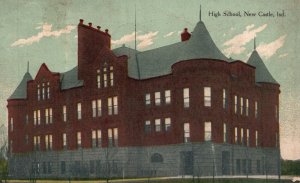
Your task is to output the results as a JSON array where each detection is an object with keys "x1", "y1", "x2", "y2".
[
  {"x1": 9, "y1": 72, "x2": 32, "y2": 100},
  {"x1": 247, "y1": 50, "x2": 278, "y2": 84}
]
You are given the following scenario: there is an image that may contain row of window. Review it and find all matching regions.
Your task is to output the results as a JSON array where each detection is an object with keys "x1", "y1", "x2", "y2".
[
  {"x1": 145, "y1": 90, "x2": 171, "y2": 106},
  {"x1": 37, "y1": 82, "x2": 50, "y2": 101},
  {"x1": 96, "y1": 66, "x2": 114, "y2": 88},
  {"x1": 144, "y1": 118, "x2": 171, "y2": 133},
  {"x1": 31, "y1": 128, "x2": 118, "y2": 151}
]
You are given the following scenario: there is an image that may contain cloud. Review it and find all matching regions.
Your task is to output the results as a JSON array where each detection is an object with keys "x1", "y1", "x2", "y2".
[
  {"x1": 11, "y1": 23, "x2": 76, "y2": 47},
  {"x1": 112, "y1": 31, "x2": 159, "y2": 49},
  {"x1": 223, "y1": 24, "x2": 267, "y2": 56},
  {"x1": 164, "y1": 32, "x2": 174, "y2": 38},
  {"x1": 256, "y1": 35, "x2": 286, "y2": 59},
  {"x1": 279, "y1": 53, "x2": 288, "y2": 58}
]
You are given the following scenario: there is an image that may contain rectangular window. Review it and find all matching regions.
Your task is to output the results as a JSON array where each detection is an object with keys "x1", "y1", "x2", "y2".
[
  {"x1": 204, "y1": 87, "x2": 211, "y2": 107},
  {"x1": 49, "y1": 135, "x2": 53, "y2": 150},
  {"x1": 97, "y1": 99, "x2": 102, "y2": 117},
  {"x1": 49, "y1": 108, "x2": 53, "y2": 124},
  {"x1": 246, "y1": 129, "x2": 250, "y2": 146},
  {"x1": 108, "y1": 129, "x2": 113, "y2": 147},
  {"x1": 241, "y1": 128, "x2": 244, "y2": 145},
  {"x1": 97, "y1": 130, "x2": 102, "y2": 147},
  {"x1": 145, "y1": 93, "x2": 151, "y2": 105},
  {"x1": 183, "y1": 88, "x2": 190, "y2": 108},
  {"x1": 155, "y1": 119, "x2": 161, "y2": 132},
  {"x1": 42, "y1": 83, "x2": 45, "y2": 100},
  {"x1": 255, "y1": 101, "x2": 258, "y2": 118},
  {"x1": 165, "y1": 118, "x2": 171, "y2": 132},
  {"x1": 223, "y1": 89, "x2": 227, "y2": 109},
  {"x1": 77, "y1": 103, "x2": 82, "y2": 120},
  {"x1": 234, "y1": 95, "x2": 238, "y2": 114},
  {"x1": 25, "y1": 134, "x2": 29, "y2": 144},
  {"x1": 45, "y1": 109, "x2": 49, "y2": 124},
  {"x1": 97, "y1": 69, "x2": 101, "y2": 88},
  {"x1": 103, "y1": 73, "x2": 107, "y2": 87},
  {"x1": 223, "y1": 123, "x2": 227, "y2": 143},
  {"x1": 113, "y1": 96, "x2": 118, "y2": 115},
  {"x1": 25, "y1": 114, "x2": 29, "y2": 125},
  {"x1": 34, "y1": 110, "x2": 37, "y2": 125},
  {"x1": 110, "y1": 72, "x2": 114, "y2": 86},
  {"x1": 77, "y1": 132, "x2": 81, "y2": 148},
  {"x1": 246, "y1": 99, "x2": 249, "y2": 116},
  {"x1": 235, "y1": 127, "x2": 238, "y2": 144},
  {"x1": 37, "y1": 110, "x2": 41, "y2": 125},
  {"x1": 108, "y1": 98, "x2": 112, "y2": 115},
  {"x1": 113, "y1": 128, "x2": 118, "y2": 147},
  {"x1": 92, "y1": 100, "x2": 97, "y2": 117},
  {"x1": 204, "y1": 122, "x2": 212, "y2": 141},
  {"x1": 155, "y1": 92, "x2": 161, "y2": 106},
  {"x1": 255, "y1": 130, "x2": 258, "y2": 147},
  {"x1": 63, "y1": 105, "x2": 67, "y2": 122},
  {"x1": 184, "y1": 123, "x2": 190, "y2": 143},
  {"x1": 47, "y1": 82, "x2": 50, "y2": 99},
  {"x1": 165, "y1": 90, "x2": 171, "y2": 104},
  {"x1": 45, "y1": 135, "x2": 48, "y2": 150},
  {"x1": 240, "y1": 97, "x2": 244, "y2": 115},
  {"x1": 92, "y1": 130, "x2": 97, "y2": 148},
  {"x1": 37, "y1": 136, "x2": 41, "y2": 150},
  {"x1": 63, "y1": 133, "x2": 67, "y2": 149},
  {"x1": 37, "y1": 85, "x2": 40, "y2": 101},
  {"x1": 10, "y1": 118, "x2": 13, "y2": 132},
  {"x1": 144, "y1": 120, "x2": 151, "y2": 133}
]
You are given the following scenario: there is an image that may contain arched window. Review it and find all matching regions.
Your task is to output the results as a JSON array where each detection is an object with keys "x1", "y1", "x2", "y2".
[{"x1": 151, "y1": 153, "x2": 163, "y2": 163}]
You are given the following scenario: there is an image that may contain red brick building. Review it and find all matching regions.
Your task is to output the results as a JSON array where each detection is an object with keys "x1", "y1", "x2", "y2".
[{"x1": 7, "y1": 10, "x2": 280, "y2": 179}]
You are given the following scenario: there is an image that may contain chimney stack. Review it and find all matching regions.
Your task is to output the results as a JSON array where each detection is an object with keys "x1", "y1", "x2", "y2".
[
  {"x1": 79, "y1": 19, "x2": 84, "y2": 24},
  {"x1": 88, "y1": 22, "x2": 92, "y2": 27},
  {"x1": 97, "y1": 26, "x2": 101, "y2": 30},
  {"x1": 181, "y1": 28, "x2": 191, "y2": 42}
]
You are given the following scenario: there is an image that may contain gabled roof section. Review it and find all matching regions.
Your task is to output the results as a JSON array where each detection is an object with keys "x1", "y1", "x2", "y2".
[
  {"x1": 247, "y1": 50, "x2": 278, "y2": 84},
  {"x1": 113, "y1": 21, "x2": 228, "y2": 79},
  {"x1": 9, "y1": 72, "x2": 32, "y2": 100},
  {"x1": 60, "y1": 66, "x2": 83, "y2": 90}
]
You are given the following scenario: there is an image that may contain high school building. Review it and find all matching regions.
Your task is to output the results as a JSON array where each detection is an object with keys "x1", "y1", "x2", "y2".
[{"x1": 7, "y1": 9, "x2": 280, "y2": 179}]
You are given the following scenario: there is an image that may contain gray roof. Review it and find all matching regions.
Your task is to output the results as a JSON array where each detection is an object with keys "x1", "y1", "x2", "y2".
[
  {"x1": 247, "y1": 50, "x2": 278, "y2": 84},
  {"x1": 9, "y1": 72, "x2": 32, "y2": 100},
  {"x1": 60, "y1": 66, "x2": 84, "y2": 90},
  {"x1": 113, "y1": 21, "x2": 228, "y2": 79}
]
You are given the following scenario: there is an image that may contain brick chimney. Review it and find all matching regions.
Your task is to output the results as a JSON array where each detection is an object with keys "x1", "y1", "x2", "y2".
[{"x1": 181, "y1": 28, "x2": 191, "y2": 41}]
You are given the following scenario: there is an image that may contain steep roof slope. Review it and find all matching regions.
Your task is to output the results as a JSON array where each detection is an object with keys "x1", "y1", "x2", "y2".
[
  {"x1": 247, "y1": 50, "x2": 278, "y2": 84},
  {"x1": 113, "y1": 21, "x2": 228, "y2": 79},
  {"x1": 9, "y1": 72, "x2": 32, "y2": 100}
]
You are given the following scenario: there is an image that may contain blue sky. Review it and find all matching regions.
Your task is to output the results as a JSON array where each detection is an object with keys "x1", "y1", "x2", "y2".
[{"x1": 0, "y1": 0, "x2": 299, "y2": 159}]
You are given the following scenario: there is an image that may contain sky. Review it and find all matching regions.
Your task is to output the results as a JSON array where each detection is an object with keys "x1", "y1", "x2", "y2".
[{"x1": 0, "y1": 0, "x2": 299, "y2": 160}]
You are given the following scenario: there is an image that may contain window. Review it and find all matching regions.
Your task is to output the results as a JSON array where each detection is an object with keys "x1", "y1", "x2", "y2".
[
  {"x1": 25, "y1": 134, "x2": 29, "y2": 144},
  {"x1": 204, "y1": 122, "x2": 212, "y2": 141},
  {"x1": 184, "y1": 123, "x2": 190, "y2": 143},
  {"x1": 45, "y1": 134, "x2": 53, "y2": 151},
  {"x1": 144, "y1": 120, "x2": 151, "y2": 133},
  {"x1": 37, "y1": 84, "x2": 40, "y2": 101},
  {"x1": 110, "y1": 67, "x2": 114, "y2": 86},
  {"x1": 92, "y1": 99, "x2": 102, "y2": 117},
  {"x1": 63, "y1": 105, "x2": 67, "y2": 122},
  {"x1": 97, "y1": 69, "x2": 101, "y2": 88},
  {"x1": 63, "y1": 133, "x2": 67, "y2": 149},
  {"x1": 204, "y1": 87, "x2": 211, "y2": 107},
  {"x1": 155, "y1": 119, "x2": 161, "y2": 132},
  {"x1": 108, "y1": 97, "x2": 118, "y2": 115},
  {"x1": 246, "y1": 99, "x2": 249, "y2": 116},
  {"x1": 108, "y1": 129, "x2": 113, "y2": 147},
  {"x1": 223, "y1": 89, "x2": 228, "y2": 109},
  {"x1": 165, "y1": 90, "x2": 171, "y2": 104},
  {"x1": 34, "y1": 136, "x2": 41, "y2": 150},
  {"x1": 103, "y1": 73, "x2": 107, "y2": 87},
  {"x1": 49, "y1": 108, "x2": 53, "y2": 124},
  {"x1": 92, "y1": 100, "x2": 97, "y2": 117},
  {"x1": 165, "y1": 118, "x2": 171, "y2": 132},
  {"x1": 235, "y1": 127, "x2": 238, "y2": 144},
  {"x1": 223, "y1": 123, "x2": 227, "y2": 143},
  {"x1": 42, "y1": 83, "x2": 45, "y2": 100},
  {"x1": 151, "y1": 153, "x2": 163, "y2": 163},
  {"x1": 145, "y1": 93, "x2": 151, "y2": 105},
  {"x1": 255, "y1": 130, "x2": 258, "y2": 147},
  {"x1": 10, "y1": 118, "x2": 13, "y2": 132},
  {"x1": 92, "y1": 130, "x2": 97, "y2": 148},
  {"x1": 34, "y1": 111, "x2": 37, "y2": 125},
  {"x1": 113, "y1": 128, "x2": 118, "y2": 147},
  {"x1": 183, "y1": 88, "x2": 190, "y2": 108},
  {"x1": 155, "y1": 92, "x2": 161, "y2": 106},
  {"x1": 97, "y1": 99, "x2": 102, "y2": 117},
  {"x1": 246, "y1": 129, "x2": 250, "y2": 146},
  {"x1": 241, "y1": 128, "x2": 244, "y2": 145},
  {"x1": 45, "y1": 108, "x2": 53, "y2": 124},
  {"x1": 234, "y1": 95, "x2": 238, "y2": 114},
  {"x1": 255, "y1": 101, "x2": 258, "y2": 118},
  {"x1": 77, "y1": 103, "x2": 82, "y2": 120},
  {"x1": 47, "y1": 82, "x2": 50, "y2": 99},
  {"x1": 25, "y1": 114, "x2": 29, "y2": 125},
  {"x1": 37, "y1": 110, "x2": 41, "y2": 125},
  {"x1": 97, "y1": 130, "x2": 102, "y2": 147},
  {"x1": 240, "y1": 97, "x2": 244, "y2": 115},
  {"x1": 77, "y1": 132, "x2": 81, "y2": 148}
]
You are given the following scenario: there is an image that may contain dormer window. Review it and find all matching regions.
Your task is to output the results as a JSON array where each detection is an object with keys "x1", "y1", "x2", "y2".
[
  {"x1": 47, "y1": 82, "x2": 50, "y2": 99},
  {"x1": 37, "y1": 82, "x2": 50, "y2": 101},
  {"x1": 96, "y1": 69, "x2": 101, "y2": 88},
  {"x1": 37, "y1": 85, "x2": 40, "y2": 101},
  {"x1": 97, "y1": 65, "x2": 114, "y2": 88},
  {"x1": 110, "y1": 66, "x2": 114, "y2": 86},
  {"x1": 42, "y1": 83, "x2": 45, "y2": 100}
]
